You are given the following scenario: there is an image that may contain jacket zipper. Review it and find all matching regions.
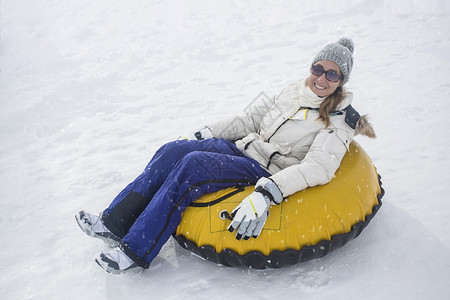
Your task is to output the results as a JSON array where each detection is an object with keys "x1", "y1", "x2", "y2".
[
  {"x1": 267, "y1": 118, "x2": 289, "y2": 143},
  {"x1": 267, "y1": 107, "x2": 307, "y2": 142}
]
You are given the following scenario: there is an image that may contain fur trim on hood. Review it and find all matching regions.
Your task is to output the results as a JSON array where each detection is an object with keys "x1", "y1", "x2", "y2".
[{"x1": 355, "y1": 115, "x2": 376, "y2": 138}]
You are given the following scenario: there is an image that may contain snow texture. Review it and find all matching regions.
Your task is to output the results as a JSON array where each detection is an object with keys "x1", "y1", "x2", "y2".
[{"x1": 1, "y1": 0, "x2": 449, "y2": 299}]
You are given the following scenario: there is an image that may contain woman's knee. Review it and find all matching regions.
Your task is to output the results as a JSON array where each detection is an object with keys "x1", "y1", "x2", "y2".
[
  {"x1": 180, "y1": 151, "x2": 206, "y2": 165},
  {"x1": 151, "y1": 139, "x2": 193, "y2": 161},
  {"x1": 180, "y1": 152, "x2": 219, "y2": 173}
]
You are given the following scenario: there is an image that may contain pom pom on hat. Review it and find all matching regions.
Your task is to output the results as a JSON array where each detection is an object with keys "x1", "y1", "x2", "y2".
[
  {"x1": 312, "y1": 38, "x2": 355, "y2": 85},
  {"x1": 337, "y1": 37, "x2": 354, "y2": 53}
]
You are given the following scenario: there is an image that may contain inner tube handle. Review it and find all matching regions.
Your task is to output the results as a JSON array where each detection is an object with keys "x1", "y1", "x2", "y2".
[{"x1": 219, "y1": 210, "x2": 233, "y2": 221}]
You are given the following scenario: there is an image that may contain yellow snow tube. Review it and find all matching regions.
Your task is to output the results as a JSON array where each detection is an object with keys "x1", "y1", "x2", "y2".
[{"x1": 174, "y1": 141, "x2": 384, "y2": 268}]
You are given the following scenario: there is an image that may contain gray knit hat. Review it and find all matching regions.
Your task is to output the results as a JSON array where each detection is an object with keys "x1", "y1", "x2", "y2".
[{"x1": 312, "y1": 38, "x2": 354, "y2": 85}]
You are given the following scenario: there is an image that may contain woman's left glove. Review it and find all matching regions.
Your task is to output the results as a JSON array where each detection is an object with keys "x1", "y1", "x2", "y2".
[
  {"x1": 193, "y1": 127, "x2": 213, "y2": 140},
  {"x1": 179, "y1": 127, "x2": 213, "y2": 140},
  {"x1": 228, "y1": 177, "x2": 283, "y2": 240}
]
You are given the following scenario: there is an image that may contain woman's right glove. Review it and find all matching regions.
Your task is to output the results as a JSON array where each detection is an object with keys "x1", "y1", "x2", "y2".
[
  {"x1": 228, "y1": 177, "x2": 283, "y2": 240},
  {"x1": 228, "y1": 191, "x2": 270, "y2": 240}
]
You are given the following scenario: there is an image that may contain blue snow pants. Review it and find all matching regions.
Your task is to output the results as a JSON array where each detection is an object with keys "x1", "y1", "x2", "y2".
[{"x1": 101, "y1": 138, "x2": 270, "y2": 268}]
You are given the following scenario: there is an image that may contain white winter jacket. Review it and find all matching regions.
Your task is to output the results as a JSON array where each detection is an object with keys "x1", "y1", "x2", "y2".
[{"x1": 207, "y1": 79, "x2": 356, "y2": 198}]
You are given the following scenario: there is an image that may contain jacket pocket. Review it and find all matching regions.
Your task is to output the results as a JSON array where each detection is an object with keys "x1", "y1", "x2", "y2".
[
  {"x1": 335, "y1": 129, "x2": 351, "y2": 151},
  {"x1": 319, "y1": 128, "x2": 351, "y2": 154},
  {"x1": 235, "y1": 133, "x2": 259, "y2": 153}
]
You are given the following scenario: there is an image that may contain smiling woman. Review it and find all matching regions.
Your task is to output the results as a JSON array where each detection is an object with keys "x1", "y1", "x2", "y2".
[
  {"x1": 76, "y1": 37, "x2": 377, "y2": 274},
  {"x1": 308, "y1": 38, "x2": 355, "y2": 127},
  {"x1": 308, "y1": 61, "x2": 342, "y2": 97}
]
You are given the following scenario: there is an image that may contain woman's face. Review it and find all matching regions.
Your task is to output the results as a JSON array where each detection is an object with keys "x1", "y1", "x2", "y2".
[{"x1": 307, "y1": 60, "x2": 342, "y2": 98}]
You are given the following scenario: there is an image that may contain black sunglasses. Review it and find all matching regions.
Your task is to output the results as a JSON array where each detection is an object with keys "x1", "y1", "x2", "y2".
[{"x1": 310, "y1": 64, "x2": 342, "y2": 82}]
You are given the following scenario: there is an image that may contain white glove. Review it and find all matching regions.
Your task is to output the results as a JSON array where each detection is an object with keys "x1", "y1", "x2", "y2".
[
  {"x1": 179, "y1": 127, "x2": 213, "y2": 140},
  {"x1": 228, "y1": 191, "x2": 270, "y2": 240},
  {"x1": 228, "y1": 177, "x2": 283, "y2": 240}
]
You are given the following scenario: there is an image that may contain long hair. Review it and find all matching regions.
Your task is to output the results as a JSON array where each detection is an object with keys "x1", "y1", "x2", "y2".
[{"x1": 318, "y1": 86, "x2": 346, "y2": 128}]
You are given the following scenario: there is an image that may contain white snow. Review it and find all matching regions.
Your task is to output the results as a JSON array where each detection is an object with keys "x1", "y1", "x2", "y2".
[{"x1": 1, "y1": 0, "x2": 450, "y2": 299}]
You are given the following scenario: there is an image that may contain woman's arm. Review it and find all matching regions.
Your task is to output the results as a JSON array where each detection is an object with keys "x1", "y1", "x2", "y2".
[{"x1": 206, "y1": 93, "x2": 275, "y2": 141}]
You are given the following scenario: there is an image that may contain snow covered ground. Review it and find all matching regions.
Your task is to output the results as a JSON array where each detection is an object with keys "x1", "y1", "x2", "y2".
[{"x1": 1, "y1": 0, "x2": 449, "y2": 299}]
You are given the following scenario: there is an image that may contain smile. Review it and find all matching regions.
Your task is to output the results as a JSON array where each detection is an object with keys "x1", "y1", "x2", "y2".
[{"x1": 314, "y1": 83, "x2": 327, "y2": 90}]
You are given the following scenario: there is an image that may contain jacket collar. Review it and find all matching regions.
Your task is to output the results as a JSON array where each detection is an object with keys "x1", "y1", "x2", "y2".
[
  {"x1": 297, "y1": 78, "x2": 354, "y2": 112},
  {"x1": 298, "y1": 78, "x2": 324, "y2": 108}
]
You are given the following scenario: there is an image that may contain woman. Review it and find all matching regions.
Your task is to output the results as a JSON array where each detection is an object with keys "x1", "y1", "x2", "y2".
[{"x1": 76, "y1": 38, "x2": 375, "y2": 274}]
